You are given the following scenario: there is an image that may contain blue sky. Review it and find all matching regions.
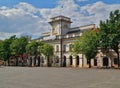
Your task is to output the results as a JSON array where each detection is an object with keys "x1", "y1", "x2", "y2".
[
  {"x1": 0, "y1": 0, "x2": 120, "y2": 39},
  {"x1": 0, "y1": 0, "x2": 120, "y2": 8}
]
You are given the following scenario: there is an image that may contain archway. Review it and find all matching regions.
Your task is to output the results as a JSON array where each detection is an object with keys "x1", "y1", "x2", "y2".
[
  {"x1": 76, "y1": 56, "x2": 79, "y2": 66},
  {"x1": 30, "y1": 57, "x2": 32, "y2": 67},
  {"x1": 37, "y1": 56, "x2": 41, "y2": 66},
  {"x1": 103, "y1": 57, "x2": 109, "y2": 68},
  {"x1": 94, "y1": 59, "x2": 97, "y2": 66},
  {"x1": 34, "y1": 56, "x2": 37, "y2": 66},
  {"x1": 63, "y1": 56, "x2": 66, "y2": 67},
  {"x1": 69, "y1": 56, "x2": 73, "y2": 66}
]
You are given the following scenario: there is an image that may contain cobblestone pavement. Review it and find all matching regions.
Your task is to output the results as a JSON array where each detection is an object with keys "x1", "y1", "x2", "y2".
[{"x1": 0, "y1": 67, "x2": 120, "y2": 88}]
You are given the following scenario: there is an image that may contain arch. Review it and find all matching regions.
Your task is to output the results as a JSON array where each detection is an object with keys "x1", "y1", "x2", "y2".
[
  {"x1": 37, "y1": 55, "x2": 41, "y2": 66},
  {"x1": 69, "y1": 56, "x2": 73, "y2": 66},
  {"x1": 41, "y1": 56, "x2": 44, "y2": 63},
  {"x1": 76, "y1": 56, "x2": 79, "y2": 66},
  {"x1": 103, "y1": 57, "x2": 109, "y2": 68},
  {"x1": 30, "y1": 57, "x2": 32, "y2": 67},
  {"x1": 63, "y1": 56, "x2": 66, "y2": 67},
  {"x1": 94, "y1": 59, "x2": 97, "y2": 66},
  {"x1": 34, "y1": 56, "x2": 37, "y2": 66}
]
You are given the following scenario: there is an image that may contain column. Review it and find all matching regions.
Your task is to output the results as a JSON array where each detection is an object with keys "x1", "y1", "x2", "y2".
[
  {"x1": 73, "y1": 58, "x2": 76, "y2": 67},
  {"x1": 79, "y1": 59, "x2": 82, "y2": 68},
  {"x1": 66, "y1": 58, "x2": 70, "y2": 67},
  {"x1": 91, "y1": 59, "x2": 94, "y2": 67}
]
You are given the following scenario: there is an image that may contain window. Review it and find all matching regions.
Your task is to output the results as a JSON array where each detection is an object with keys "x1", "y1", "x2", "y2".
[
  {"x1": 56, "y1": 45, "x2": 59, "y2": 52},
  {"x1": 52, "y1": 28, "x2": 55, "y2": 32},
  {"x1": 64, "y1": 24, "x2": 68, "y2": 28},
  {"x1": 55, "y1": 56, "x2": 59, "y2": 63},
  {"x1": 69, "y1": 44, "x2": 72, "y2": 51},
  {"x1": 69, "y1": 34, "x2": 73, "y2": 38},
  {"x1": 63, "y1": 45, "x2": 66, "y2": 52}
]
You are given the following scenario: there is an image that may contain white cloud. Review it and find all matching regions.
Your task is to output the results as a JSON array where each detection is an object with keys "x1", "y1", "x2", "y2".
[{"x1": 0, "y1": 0, "x2": 120, "y2": 40}]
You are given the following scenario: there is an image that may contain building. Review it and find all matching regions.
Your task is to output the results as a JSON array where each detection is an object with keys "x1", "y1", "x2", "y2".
[
  {"x1": 5, "y1": 15, "x2": 118, "y2": 68},
  {"x1": 36, "y1": 15, "x2": 94, "y2": 67}
]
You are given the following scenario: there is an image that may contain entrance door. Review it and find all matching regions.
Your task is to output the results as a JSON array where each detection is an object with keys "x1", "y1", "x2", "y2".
[
  {"x1": 63, "y1": 56, "x2": 66, "y2": 67},
  {"x1": 30, "y1": 57, "x2": 32, "y2": 66},
  {"x1": 76, "y1": 56, "x2": 79, "y2": 66},
  {"x1": 103, "y1": 57, "x2": 109, "y2": 67},
  {"x1": 37, "y1": 56, "x2": 40, "y2": 66},
  {"x1": 69, "y1": 56, "x2": 73, "y2": 66},
  {"x1": 94, "y1": 59, "x2": 97, "y2": 66}
]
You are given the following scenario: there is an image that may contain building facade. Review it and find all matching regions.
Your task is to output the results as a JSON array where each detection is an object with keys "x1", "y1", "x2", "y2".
[
  {"x1": 6, "y1": 15, "x2": 118, "y2": 68},
  {"x1": 36, "y1": 15, "x2": 118, "y2": 68},
  {"x1": 37, "y1": 15, "x2": 93, "y2": 67}
]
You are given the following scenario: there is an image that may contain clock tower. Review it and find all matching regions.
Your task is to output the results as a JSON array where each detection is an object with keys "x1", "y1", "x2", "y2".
[{"x1": 49, "y1": 16, "x2": 72, "y2": 36}]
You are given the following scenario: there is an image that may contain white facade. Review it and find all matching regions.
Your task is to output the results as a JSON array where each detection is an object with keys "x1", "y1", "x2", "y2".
[
  {"x1": 37, "y1": 15, "x2": 118, "y2": 68},
  {"x1": 36, "y1": 15, "x2": 96, "y2": 67}
]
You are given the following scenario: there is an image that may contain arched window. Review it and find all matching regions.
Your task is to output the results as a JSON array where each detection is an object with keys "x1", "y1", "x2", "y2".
[
  {"x1": 56, "y1": 45, "x2": 59, "y2": 52},
  {"x1": 63, "y1": 45, "x2": 66, "y2": 52},
  {"x1": 69, "y1": 44, "x2": 72, "y2": 51},
  {"x1": 55, "y1": 56, "x2": 59, "y2": 63}
]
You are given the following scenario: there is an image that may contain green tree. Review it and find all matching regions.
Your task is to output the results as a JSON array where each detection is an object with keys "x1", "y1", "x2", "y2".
[
  {"x1": 73, "y1": 29, "x2": 99, "y2": 68},
  {"x1": 99, "y1": 10, "x2": 120, "y2": 68},
  {"x1": 26, "y1": 41, "x2": 43, "y2": 55},
  {"x1": 40, "y1": 43, "x2": 53, "y2": 66},
  {"x1": 10, "y1": 36, "x2": 29, "y2": 66},
  {"x1": 0, "y1": 35, "x2": 16, "y2": 61},
  {"x1": 10, "y1": 36, "x2": 29, "y2": 55}
]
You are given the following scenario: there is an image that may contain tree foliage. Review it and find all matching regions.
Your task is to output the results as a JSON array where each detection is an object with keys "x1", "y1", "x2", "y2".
[
  {"x1": 99, "y1": 10, "x2": 120, "y2": 68},
  {"x1": 26, "y1": 41, "x2": 43, "y2": 55},
  {"x1": 73, "y1": 29, "x2": 99, "y2": 67},
  {"x1": 40, "y1": 43, "x2": 53, "y2": 57},
  {"x1": 10, "y1": 36, "x2": 29, "y2": 55},
  {"x1": 99, "y1": 10, "x2": 120, "y2": 52},
  {"x1": 0, "y1": 35, "x2": 16, "y2": 60}
]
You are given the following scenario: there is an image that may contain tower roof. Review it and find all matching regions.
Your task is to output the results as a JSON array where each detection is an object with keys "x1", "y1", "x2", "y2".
[{"x1": 49, "y1": 15, "x2": 72, "y2": 23}]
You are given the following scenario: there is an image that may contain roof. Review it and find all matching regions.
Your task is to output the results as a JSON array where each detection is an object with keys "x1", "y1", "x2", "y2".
[{"x1": 67, "y1": 30, "x2": 81, "y2": 34}]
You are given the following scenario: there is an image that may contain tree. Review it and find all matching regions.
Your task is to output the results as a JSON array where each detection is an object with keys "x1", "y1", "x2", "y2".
[
  {"x1": 99, "y1": 10, "x2": 120, "y2": 68},
  {"x1": 26, "y1": 41, "x2": 43, "y2": 55},
  {"x1": 10, "y1": 36, "x2": 29, "y2": 66},
  {"x1": 73, "y1": 29, "x2": 99, "y2": 68},
  {"x1": 0, "y1": 35, "x2": 16, "y2": 61},
  {"x1": 10, "y1": 36, "x2": 29, "y2": 55},
  {"x1": 39, "y1": 43, "x2": 53, "y2": 66}
]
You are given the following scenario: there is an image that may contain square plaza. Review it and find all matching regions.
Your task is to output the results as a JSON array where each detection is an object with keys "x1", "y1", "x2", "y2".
[{"x1": 0, "y1": 67, "x2": 120, "y2": 88}]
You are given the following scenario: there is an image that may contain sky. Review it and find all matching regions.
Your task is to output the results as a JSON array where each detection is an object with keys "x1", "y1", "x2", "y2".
[{"x1": 0, "y1": 0, "x2": 120, "y2": 40}]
